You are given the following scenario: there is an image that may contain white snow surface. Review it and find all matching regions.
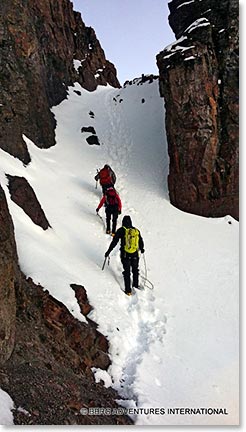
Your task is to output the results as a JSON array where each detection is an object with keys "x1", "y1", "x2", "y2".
[
  {"x1": 0, "y1": 389, "x2": 14, "y2": 425},
  {"x1": 73, "y1": 59, "x2": 81, "y2": 72},
  {"x1": 177, "y1": 1, "x2": 195, "y2": 9},
  {"x1": 186, "y1": 17, "x2": 210, "y2": 34},
  {"x1": 160, "y1": 36, "x2": 196, "y2": 61},
  {"x1": 184, "y1": 56, "x2": 196, "y2": 61},
  {"x1": 0, "y1": 80, "x2": 239, "y2": 425}
]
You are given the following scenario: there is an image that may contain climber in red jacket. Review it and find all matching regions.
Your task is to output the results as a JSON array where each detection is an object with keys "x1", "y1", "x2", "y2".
[
  {"x1": 94, "y1": 165, "x2": 116, "y2": 193},
  {"x1": 96, "y1": 187, "x2": 122, "y2": 235}
]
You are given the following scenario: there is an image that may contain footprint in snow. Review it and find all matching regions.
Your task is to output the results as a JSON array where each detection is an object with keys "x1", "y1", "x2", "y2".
[
  {"x1": 153, "y1": 354, "x2": 162, "y2": 364},
  {"x1": 155, "y1": 377, "x2": 162, "y2": 387}
]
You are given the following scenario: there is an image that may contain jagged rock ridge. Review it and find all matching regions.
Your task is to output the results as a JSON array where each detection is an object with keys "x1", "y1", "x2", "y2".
[
  {"x1": 0, "y1": 0, "x2": 120, "y2": 164},
  {"x1": 0, "y1": 272, "x2": 132, "y2": 425},
  {"x1": 0, "y1": 186, "x2": 19, "y2": 364},
  {"x1": 157, "y1": 0, "x2": 239, "y2": 219}
]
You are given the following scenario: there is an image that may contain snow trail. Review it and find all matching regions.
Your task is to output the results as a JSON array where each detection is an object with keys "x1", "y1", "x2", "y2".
[{"x1": 86, "y1": 85, "x2": 168, "y2": 404}]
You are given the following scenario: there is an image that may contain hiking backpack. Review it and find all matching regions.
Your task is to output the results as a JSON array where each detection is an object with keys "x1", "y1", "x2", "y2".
[
  {"x1": 106, "y1": 188, "x2": 118, "y2": 206},
  {"x1": 123, "y1": 227, "x2": 139, "y2": 253},
  {"x1": 100, "y1": 167, "x2": 111, "y2": 185}
]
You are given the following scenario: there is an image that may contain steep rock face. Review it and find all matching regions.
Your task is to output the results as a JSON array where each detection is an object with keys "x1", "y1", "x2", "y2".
[
  {"x1": 157, "y1": 0, "x2": 239, "y2": 219},
  {"x1": 41, "y1": 287, "x2": 110, "y2": 370},
  {"x1": 0, "y1": 185, "x2": 20, "y2": 364},
  {"x1": 0, "y1": 275, "x2": 132, "y2": 425},
  {"x1": 73, "y1": 13, "x2": 120, "y2": 91},
  {"x1": 0, "y1": 0, "x2": 120, "y2": 164}
]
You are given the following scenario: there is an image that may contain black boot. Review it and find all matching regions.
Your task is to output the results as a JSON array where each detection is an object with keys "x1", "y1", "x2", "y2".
[
  {"x1": 132, "y1": 256, "x2": 139, "y2": 288},
  {"x1": 123, "y1": 270, "x2": 131, "y2": 294}
]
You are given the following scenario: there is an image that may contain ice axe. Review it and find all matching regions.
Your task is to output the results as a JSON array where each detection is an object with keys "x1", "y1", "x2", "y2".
[
  {"x1": 96, "y1": 211, "x2": 103, "y2": 221},
  {"x1": 102, "y1": 256, "x2": 110, "y2": 270},
  {"x1": 95, "y1": 168, "x2": 100, "y2": 189}
]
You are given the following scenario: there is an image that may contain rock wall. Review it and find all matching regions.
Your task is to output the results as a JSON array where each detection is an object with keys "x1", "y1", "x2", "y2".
[
  {"x1": 0, "y1": 0, "x2": 120, "y2": 164},
  {"x1": 0, "y1": 275, "x2": 132, "y2": 425},
  {"x1": 0, "y1": 186, "x2": 19, "y2": 364},
  {"x1": 157, "y1": 0, "x2": 239, "y2": 219}
]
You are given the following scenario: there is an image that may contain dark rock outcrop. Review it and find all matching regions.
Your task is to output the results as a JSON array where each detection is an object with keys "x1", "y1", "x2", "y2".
[
  {"x1": 157, "y1": 0, "x2": 239, "y2": 219},
  {"x1": 123, "y1": 73, "x2": 159, "y2": 88},
  {"x1": 73, "y1": 14, "x2": 120, "y2": 92},
  {"x1": 7, "y1": 175, "x2": 50, "y2": 230},
  {"x1": 81, "y1": 126, "x2": 100, "y2": 145},
  {"x1": 70, "y1": 284, "x2": 93, "y2": 317},
  {"x1": 86, "y1": 135, "x2": 100, "y2": 146},
  {"x1": 0, "y1": 185, "x2": 20, "y2": 364},
  {"x1": 41, "y1": 286, "x2": 110, "y2": 370},
  {"x1": 81, "y1": 126, "x2": 96, "y2": 134},
  {"x1": 0, "y1": 0, "x2": 120, "y2": 164},
  {"x1": 0, "y1": 275, "x2": 132, "y2": 425}
]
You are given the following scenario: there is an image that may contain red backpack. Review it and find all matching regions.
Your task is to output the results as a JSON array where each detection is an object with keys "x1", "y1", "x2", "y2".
[
  {"x1": 100, "y1": 167, "x2": 111, "y2": 185},
  {"x1": 106, "y1": 188, "x2": 118, "y2": 206}
]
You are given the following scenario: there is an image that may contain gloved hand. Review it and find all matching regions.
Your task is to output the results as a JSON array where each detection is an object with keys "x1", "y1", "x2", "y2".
[
  {"x1": 141, "y1": 249, "x2": 145, "y2": 254},
  {"x1": 96, "y1": 208, "x2": 99, "y2": 213},
  {"x1": 105, "y1": 251, "x2": 110, "y2": 258},
  {"x1": 118, "y1": 210, "x2": 121, "y2": 215}
]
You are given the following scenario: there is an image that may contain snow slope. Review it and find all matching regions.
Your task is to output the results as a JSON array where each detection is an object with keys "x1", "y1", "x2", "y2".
[
  {"x1": 0, "y1": 389, "x2": 14, "y2": 425},
  {"x1": 0, "y1": 79, "x2": 239, "y2": 425}
]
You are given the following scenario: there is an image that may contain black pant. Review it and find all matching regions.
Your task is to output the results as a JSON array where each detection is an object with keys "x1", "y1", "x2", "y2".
[
  {"x1": 121, "y1": 253, "x2": 139, "y2": 293},
  {"x1": 102, "y1": 183, "x2": 113, "y2": 194},
  {"x1": 105, "y1": 206, "x2": 118, "y2": 233}
]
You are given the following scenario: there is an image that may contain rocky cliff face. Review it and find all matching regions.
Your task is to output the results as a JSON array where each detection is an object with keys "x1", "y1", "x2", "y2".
[
  {"x1": 0, "y1": 274, "x2": 132, "y2": 425},
  {"x1": 0, "y1": 0, "x2": 120, "y2": 164},
  {"x1": 157, "y1": 0, "x2": 239, "y2": 219},
  {"x1": 0, "y1": 186, "x2": 20, "y2": 365}
]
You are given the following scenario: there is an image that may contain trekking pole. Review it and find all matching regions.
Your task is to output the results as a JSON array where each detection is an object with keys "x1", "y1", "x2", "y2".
[
  {"x1": 97, "y1": 212, "x2": 103, "y2": 221},
  {"x1": 95, "y1": 168, "x2": 99, "y2": 189},
  {"x1": 143, "y1": 253, "x2": 147, "y2": 281},
  {"x1": 102, "y1": 256, "x2": 110, "y2": 270},
  {"x1": 96, "y1": 212, "x2": 106, "y2": 231},
  {"x1": 102, "y1": 257, "x2": 107, "y2": 270}
]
